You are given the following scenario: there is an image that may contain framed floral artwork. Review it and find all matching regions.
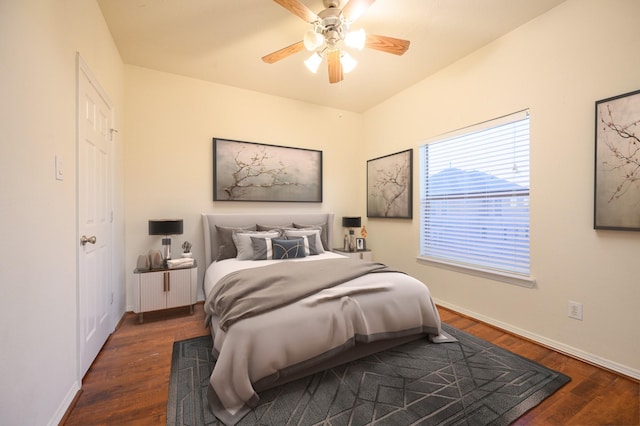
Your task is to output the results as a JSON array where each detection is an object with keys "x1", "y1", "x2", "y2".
[
  {"x1": 594, "y1": 89, "x2": 640, "y2": 231},
  {"x1": 367, "y1": 149, "x2": 413, "y2": 218},
  {"x1": 213, "y1": 138, "x2": 322, "y2": 202}
]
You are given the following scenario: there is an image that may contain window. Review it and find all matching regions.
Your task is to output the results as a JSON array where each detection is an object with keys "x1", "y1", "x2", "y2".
[{"x1": 419, "y1": 110, "x2": 533, "y2": 286}]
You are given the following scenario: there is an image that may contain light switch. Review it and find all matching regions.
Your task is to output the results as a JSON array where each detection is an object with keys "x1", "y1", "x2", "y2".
[{"x1": 55, "y1": 155, "x2": 63, "y2": 181}]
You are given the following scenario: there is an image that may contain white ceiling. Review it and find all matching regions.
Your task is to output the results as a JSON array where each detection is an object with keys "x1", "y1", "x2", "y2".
[{"x1": 98, "y1": 0, "x2": 565, "y2": 112}]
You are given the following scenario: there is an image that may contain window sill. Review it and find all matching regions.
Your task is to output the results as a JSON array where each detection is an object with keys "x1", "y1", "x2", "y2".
[{"x1": 416, "y1": 256, "x2": 536, "y2": 288}]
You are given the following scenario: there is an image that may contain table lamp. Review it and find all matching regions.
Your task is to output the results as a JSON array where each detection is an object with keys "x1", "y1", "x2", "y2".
[
  {"x1": 342, "y1": 216, "x2": 361, "y2": 252},
  {"x1": 148, "y1": 219, "x2": 183, "y2": 263}
]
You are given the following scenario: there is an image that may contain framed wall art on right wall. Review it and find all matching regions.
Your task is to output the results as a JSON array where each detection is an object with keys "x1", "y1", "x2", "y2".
[
  {"x1": 367, "y1": 149, "x2": 413, "y2": 219},
  {"x1": 594, "y1": 88, "x2": 640, "y2": 231}
]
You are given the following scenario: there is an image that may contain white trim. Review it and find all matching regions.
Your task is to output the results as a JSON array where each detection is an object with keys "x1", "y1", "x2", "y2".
[
  {"x1": 435, "y1": 299, "x2": 640, "y2": 381},
  {"x1": 47, "y1": 381, "x2": 80, "y2": 426},
  {"x1": 417, "y1": 256, "x2": 536, "y2": 288},
  {"x1": 77, "y1": 53, "x2": 113, "y2": 108},
  {"x1": 422, "y1": 109, "x2": 530, "y2": 145}
]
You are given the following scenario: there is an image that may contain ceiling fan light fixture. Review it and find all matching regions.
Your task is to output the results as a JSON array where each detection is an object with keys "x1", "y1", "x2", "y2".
[
  {"x1": 265, "y1": 0, "x2": 410, "y2": 83},
  {"x1": 304, "y1": 52, "x2": 323, "y2": 73},
  {"x1": 303, "y1": 29, "x2": 323, "y2": 51},
  {"x1": 340, "y1": 51, "x2": 357, "y2": 73},
  {"x1": 344, "y1": 28, "x2": 366, "y2": 50}
]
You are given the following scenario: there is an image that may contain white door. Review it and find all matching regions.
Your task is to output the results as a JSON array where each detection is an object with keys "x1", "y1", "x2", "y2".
[{"x1": 77, "y1": 55, "x2": 113, "y2": 378}]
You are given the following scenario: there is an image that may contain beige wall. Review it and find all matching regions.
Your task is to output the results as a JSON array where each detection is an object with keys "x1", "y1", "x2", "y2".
[
  {"x1": 363, "y1": 0, "x2": 640, "y2": 376},
  {"x1": 0, "y1": 0, "x2": 125, "y2": 425},
  {"x1": 123, "y1": 66, "x2": 364, "y2": 303},
  {"x1": 122, "y1": 0, "x2": 639, "y2": 379},
  {"x1": 1, "y1": 0, "x2": 638, "y2": 424}
]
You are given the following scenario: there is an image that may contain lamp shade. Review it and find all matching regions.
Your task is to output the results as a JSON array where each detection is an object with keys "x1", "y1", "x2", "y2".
[
  {"x1": 148, "y1": 219, "x2": 183, "y2": 236},
  {"x1": 340, "y1": 52, "x2": 357, "y2": 74},
  {"x1": 303, "y1": 29, "x2": 323, "y2": 51},
  {"x1": 344, "y1": 28, "x2": 366, "y2": 50},
  {"x1": 304, "y1": 52, "x2": 323, "y2": 73},
  {"x1": 342, "y1": 217, "x2": 361, "y2": 228}
]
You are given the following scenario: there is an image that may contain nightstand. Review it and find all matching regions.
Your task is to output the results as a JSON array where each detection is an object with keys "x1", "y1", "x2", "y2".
[
  {"x1": 334, "y1": 249, "x2": 373, "y2": 261},
  {"x1": 132, "y1": 262, "x2": 198, "y2": 323}
]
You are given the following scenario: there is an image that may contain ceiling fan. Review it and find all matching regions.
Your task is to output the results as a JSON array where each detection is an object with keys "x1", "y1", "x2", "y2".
[{"x1": 262, "y1": 0, "x2": 410, "y2": 84}]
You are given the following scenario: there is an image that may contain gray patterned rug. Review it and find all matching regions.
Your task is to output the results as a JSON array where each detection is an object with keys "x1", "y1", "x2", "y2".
[{"x1": 167, "y1": 324, "x2": 570, "y2": 425}]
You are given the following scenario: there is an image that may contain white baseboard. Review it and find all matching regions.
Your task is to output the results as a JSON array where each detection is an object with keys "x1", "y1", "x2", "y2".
[
  {"x1": 48, "y1": 380, "x2": 81, "y2": 426},
  {"x1": 435, "y1": 299, "x2": 640, "y2": 381}
]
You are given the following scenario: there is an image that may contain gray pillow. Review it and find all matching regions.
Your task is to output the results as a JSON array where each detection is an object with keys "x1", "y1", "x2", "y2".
[
  {"x1": 283, "y1": 229, "x2": 323, "y2": 255},
  {"x1": 256, "y1": 224, "x2": 292, "y2": 233},
  {"x1": 293, "y1": 222, "x2": 329, "y2": 250},
  {"x1": 215, "y1": 224, "x2": 256, "y2": 261},
  {"x1": 233, "y1": 231, "x2": 280, "y2": 260},
  {"x1": 251, "y1": 236, "x2": 273, "y2": 260}
]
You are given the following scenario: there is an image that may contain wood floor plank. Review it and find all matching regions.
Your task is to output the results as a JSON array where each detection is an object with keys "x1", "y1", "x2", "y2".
[
  {"x1": 61, "y1": 303, "x2": 639, "y2": 425},
  {"x1": 63, "y1": 304, "x2": 209, "y2": 426}
]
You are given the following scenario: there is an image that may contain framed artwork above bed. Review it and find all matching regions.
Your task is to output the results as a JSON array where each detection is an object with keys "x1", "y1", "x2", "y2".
[{"x1": 213, "y1": 138, "x2": 323, "y2": 202}]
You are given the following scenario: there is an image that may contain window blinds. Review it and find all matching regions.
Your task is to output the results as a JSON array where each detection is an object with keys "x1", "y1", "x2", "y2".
[{"x1": 420, "y1": 110, "x2": 530, "y2": 276}]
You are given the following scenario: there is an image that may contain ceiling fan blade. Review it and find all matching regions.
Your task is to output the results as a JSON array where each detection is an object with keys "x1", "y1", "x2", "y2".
[
  {"x1": 273, "y1": 0, "x2": 318, "y2": 23},
  {"x1": 341, "y1": 0, "x2": 376, "y2": 23},
  {"x1": 327, "y1": 50, "x2": 343, "y2": 84},
  {"x1": 262, "y1": 41, "x2": 305, "y2": 64},
  {"x1": 365, "y1": 34, "x2": 410, "y2": 55}
]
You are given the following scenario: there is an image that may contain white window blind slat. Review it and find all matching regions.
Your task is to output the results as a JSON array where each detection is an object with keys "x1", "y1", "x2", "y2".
[{"x1": 419, "y1": 110, "x2": 531, "y2": 277}]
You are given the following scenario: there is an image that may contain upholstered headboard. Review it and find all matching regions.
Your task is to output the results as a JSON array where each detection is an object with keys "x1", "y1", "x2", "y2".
[{"x1": 201, "y1": 212, "x2": 335, "y2": 266}]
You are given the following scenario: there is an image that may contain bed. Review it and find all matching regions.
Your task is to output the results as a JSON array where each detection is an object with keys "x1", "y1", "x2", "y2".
[{"x1": 202, "y1": 212, "x2": 442, "y2": 425}]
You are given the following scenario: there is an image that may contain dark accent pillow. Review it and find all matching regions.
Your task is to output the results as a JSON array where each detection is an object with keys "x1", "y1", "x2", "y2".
[
  {"x1": 293, "y1": 222, "x2": 329, "y2": 251},
  {"x1": 272, "y1": 238, "x2": 306, "y2": 259},
  {"x1": 215, "y1": 224, "x2": 256, "y2": 261}
]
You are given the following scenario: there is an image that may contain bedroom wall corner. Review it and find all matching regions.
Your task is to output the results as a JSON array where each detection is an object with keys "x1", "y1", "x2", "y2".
[
  {"x1": 361, "y1": 0, "x2": 640, "y2": 378},
  {"x1": 123, "y1": 66, "x2": 365, "y2": 306}
]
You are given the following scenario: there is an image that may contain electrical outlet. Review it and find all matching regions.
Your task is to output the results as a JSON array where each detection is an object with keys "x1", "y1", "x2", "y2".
[{"x1": 568, "y1": 301, "x2": 583, "y2": 321}]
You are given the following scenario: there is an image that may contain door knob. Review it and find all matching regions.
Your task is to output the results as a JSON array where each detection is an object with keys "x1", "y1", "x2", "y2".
[{"x1": 81, "y1": 235, "x2": 97, "y2": 246}]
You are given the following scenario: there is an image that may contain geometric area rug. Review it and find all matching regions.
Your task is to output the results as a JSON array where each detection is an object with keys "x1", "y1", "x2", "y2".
[{"x1": 167, "y1": 323, "x2": 570, "y2": 426}]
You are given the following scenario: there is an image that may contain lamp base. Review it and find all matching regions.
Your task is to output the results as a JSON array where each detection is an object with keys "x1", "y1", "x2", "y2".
[
  {"x1": 162, "y1": 237, "x2": 172, "y2": 262},
  {"x1": 348, "y1": 229, "x2": 355, "y2": 252}
]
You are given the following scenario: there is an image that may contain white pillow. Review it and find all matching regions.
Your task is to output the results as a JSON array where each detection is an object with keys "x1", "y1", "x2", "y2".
[
  {"x1": 233, "y1": 231, "x2": 281, "y2": 260},
  {"x1": 283, "y1": 229, "x2": 325, "y2": 254}
]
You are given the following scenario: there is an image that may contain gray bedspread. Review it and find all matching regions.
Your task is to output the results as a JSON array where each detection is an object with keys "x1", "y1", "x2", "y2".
[
  {"x1": 205, "y1": 258, "x2": 397, "y2": 331},
  {"x1": 203, "y1": 254, "x2": 442, "y2": 425}
]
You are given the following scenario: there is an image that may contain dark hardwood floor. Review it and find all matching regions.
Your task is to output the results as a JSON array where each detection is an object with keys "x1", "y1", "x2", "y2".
[{"x1": 61, "y1": 303, "x2": 639, "y2": 425}]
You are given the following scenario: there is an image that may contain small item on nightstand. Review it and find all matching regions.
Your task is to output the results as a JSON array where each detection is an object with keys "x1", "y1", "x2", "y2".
[
  {"x1": 149, "y1": 249, "x2": 163, "y2": 269},
  {"x1": 181, "y1": 241, "x2": 193, "y2": 258},
  {"x1": 136, "y1": 254, "x2": 150, "y2": 271},
  {"x1": 167, "y1": 257, "x2": 195, "y2": 268},
  {"x1": 348, "y1": 229, "x2": 356, "y2": 251},
  {"x1": 343, "y1": 234, "x2": 349, "y2": 251}
]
